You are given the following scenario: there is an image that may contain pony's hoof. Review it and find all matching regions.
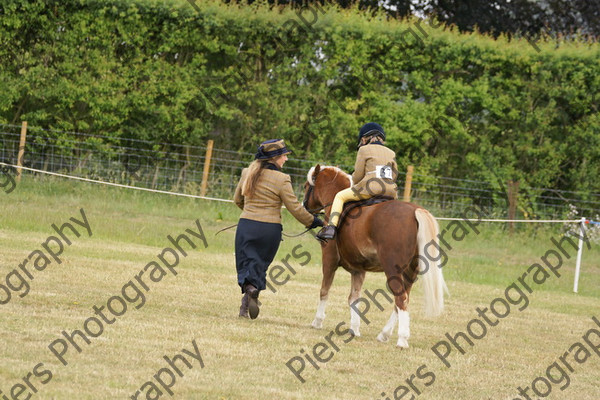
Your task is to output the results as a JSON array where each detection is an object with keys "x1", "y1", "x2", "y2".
[
  {"x1": 349, "y1": 328, "x2": 361, "y2": 337},
  {"x1": 311, "y1": 318, "x2": 323, "y2": 329},
  {"x1": 396, "y1": 337, "x2": 409, "y2": 348},
  {"x1": 376, "y1": 332, "x2": 390, "y2": 343}
]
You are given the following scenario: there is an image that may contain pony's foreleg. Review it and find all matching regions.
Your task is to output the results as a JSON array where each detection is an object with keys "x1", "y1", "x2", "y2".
[
  {"x1": 312, "y1": 298, "x2": 328, "y2": 329},
  {"x1": 348, "y1": 271, "x2": 366, "y2": 337},
  {"x1": 311, "y1": 257, "x2": 338, "y2": 329}
]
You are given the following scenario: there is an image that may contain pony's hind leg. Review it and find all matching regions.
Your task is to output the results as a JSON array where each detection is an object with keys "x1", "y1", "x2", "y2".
[
  {"x1": 348, "y1": 271, "x2": 366, "y2": 337},
  {"x1": 392, "y1": 282, "x2": 412, "y2": 348},
  {"x1": 385, "y1": 267, "x2": 414, "y2": 348},
  {"x1": 374, "y1": 286, "x2": 410, "y2": 347},
  {"x1": 377, "y1": 307, "x2": 398, "y2": 343},
  {"x1": 396, "y1": 305, "x2": 410, "y2": 348}
]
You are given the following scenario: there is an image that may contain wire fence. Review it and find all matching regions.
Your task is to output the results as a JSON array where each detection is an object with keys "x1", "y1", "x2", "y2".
[{"x1": 2, "y1": 123, "x2": 600, "y2": 220}]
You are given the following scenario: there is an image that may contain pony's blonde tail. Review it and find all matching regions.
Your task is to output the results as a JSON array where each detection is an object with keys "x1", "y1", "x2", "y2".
[{"x1": 415, "y1": 208, "x2": 448, "y2": 317}]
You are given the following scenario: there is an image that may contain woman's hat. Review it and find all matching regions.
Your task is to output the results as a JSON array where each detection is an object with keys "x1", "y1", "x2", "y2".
[{"x1": 255, "y1": 139, "x2": 292, "y2": 160}]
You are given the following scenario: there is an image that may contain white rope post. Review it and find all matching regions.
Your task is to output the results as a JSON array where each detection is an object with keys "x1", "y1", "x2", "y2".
[{"x1": 573, "y1": 217, "x2": 586, "y2": 293}]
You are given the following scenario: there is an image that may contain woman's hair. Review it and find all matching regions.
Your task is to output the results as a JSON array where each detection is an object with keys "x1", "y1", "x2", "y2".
[{"x1": 242, "y1": 159, "x2": 267, "y2": 198}]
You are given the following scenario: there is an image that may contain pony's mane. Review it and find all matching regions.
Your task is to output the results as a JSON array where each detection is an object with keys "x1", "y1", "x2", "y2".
[{"x1": 307, "y1": 165, "x2": 352, "y2": 187}]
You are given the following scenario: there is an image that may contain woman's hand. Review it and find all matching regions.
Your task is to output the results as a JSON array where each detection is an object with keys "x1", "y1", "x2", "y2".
[{"x1": 308, "y1": 216, "x2": 325, "y2": 229}]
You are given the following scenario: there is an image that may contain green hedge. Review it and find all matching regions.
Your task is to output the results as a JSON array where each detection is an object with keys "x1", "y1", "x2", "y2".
[{"x1": 1, "y1": 0, "x2": 599, "y2": 197}]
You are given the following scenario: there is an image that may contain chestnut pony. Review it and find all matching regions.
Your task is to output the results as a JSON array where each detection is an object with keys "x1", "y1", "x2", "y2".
[{"x1": 303, "y1": 165, "x2": 447, "y2": 348}]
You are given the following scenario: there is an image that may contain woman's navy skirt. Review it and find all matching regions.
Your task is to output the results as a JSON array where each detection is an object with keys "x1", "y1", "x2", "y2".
[{"x1": 235, "y1": 218, "x2": 282, "y2": 293}]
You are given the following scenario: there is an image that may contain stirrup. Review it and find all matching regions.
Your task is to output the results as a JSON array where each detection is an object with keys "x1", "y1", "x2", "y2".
[{"x1": 316, "y1": 226, "x2": 336, "y2": 241}]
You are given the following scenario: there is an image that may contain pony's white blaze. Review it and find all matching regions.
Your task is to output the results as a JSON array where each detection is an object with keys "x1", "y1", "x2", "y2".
[{"x1": 415, "y1": 208, "x2": 448, "y2": 317}]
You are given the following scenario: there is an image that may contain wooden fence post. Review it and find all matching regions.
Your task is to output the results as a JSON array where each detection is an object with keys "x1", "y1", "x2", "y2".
[
  {"x1": 403, "y1": 165, "x2": 414, "y2": 202},
  {"x1": 507, "y1": 180, "x2": 519, "y2": 232},
  {"x1": 16, "y1": 121, "x2": 28, "y2": 183},
  {"x1": 200, "y1": 140, "x2": 214, "y2": 197}
]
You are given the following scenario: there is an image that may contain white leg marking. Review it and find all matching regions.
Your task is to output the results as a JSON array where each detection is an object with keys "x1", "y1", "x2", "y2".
[
  {"x1": 396, "y1": 308, "x2": 410, "y2": 348},
  {"x1": 349, "y1": 304, "x2": 361, "y2": 337},
  {"x1": 311, "y1": 299, "x2": 327, "y2": 329},
  {"x1": 377, "y1": 308, "x2": 398, "y2": 343}
]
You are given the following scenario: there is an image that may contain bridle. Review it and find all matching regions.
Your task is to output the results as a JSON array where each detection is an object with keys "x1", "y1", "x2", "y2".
[{"x1": 303, "y1": 177, "x2": 332, "y2": 216}]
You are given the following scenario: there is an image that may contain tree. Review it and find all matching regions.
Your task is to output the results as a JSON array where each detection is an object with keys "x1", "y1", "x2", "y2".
[{"x1": 227, "y1": 0, "x2": 600, "y2": 39}]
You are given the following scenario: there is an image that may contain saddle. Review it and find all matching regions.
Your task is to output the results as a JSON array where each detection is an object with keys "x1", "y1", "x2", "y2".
[{"x1": 338, "y1": 196, "x2": 394, "y2": 228}]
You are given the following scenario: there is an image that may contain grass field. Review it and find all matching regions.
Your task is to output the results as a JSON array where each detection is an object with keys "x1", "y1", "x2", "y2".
[{"x1": 1, "y1": 177, "x2": 599, "y2": 400}]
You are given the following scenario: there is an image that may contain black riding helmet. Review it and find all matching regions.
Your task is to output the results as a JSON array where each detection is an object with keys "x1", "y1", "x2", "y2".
[{"x1": 357, "y1": 122, "x2": 385, "y2": 149}]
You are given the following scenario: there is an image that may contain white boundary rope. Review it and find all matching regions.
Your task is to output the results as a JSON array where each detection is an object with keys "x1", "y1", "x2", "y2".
[
  {"x1": 437, "y1": 217, "x2": 581, "y2": 223},
  {"x1": 0, "y1": 162, "x2": 234, "y2": 203},
  {"x1": 3, "y1": 161, "x2": 588, "y2": 293},
  {"x1": 2, "y1": 162, "x2": 582, "y2": 222}
]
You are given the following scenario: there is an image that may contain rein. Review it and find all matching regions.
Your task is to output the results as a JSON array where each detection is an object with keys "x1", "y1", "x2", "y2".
[
  {"x1": 215, "y1": 223, "x2": 313, "y2": 238},
  {"x1": 282, "y1": 228, "x2": 312, "y2": 238},
  {"x1": 215, "y1": 223, "x2": 238, "y2": 236}
]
